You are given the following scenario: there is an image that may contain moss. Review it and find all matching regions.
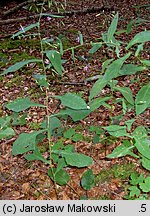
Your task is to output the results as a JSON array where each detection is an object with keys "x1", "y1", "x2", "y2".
[
  {"x1": 95, "y1": 162, "x2": 135, "y2": 184},
  {"x1": 28, "y1": 122, "x2": 41, "y2": 130}
]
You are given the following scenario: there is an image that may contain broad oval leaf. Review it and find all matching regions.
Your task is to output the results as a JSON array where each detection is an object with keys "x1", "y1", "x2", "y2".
[
  {"x1": 103, "y1": 125, "x2": 131, "y2": 137},
  {"x1": 89, "y1": 53, "x2": 131, "y2": 100},
  {"x1": 54, "y1": 108, "x2": 91, "y2": 122},
  {"x1": 141, "y1": 157, "x2": 150, "y2": 171},
  {"x1": 24, "y1": 148, "x2": 50, "y2": 164},
  {"x1": 135, "y1": 83, "x2": 150, "y2": 115},
  {"x1": 5, "y1": 98, "x2": 46, "y2": 112},
  {"x1": 48, "y1": 168, "x2": 70, "y2": 186},
  {"x1": 81, "y1": 169, "x2": 95, "y2": 190},
  {"x1": 132, "y1": 126, "x2": 150, "y2": 159},
  {"x1": 0, "y1": 127, "x2": 15, "y2": 140},
  {"x1": 126, "y1": 31, "x2": 150, "y2": 49},
  {"x1": 62, "y1": 152, "x2": 93, "y2": 168},
  {"x1": 1, "y1": 59, "x2": 42, "y2": 75},
  {"x1": 54, "y1": 93, "x2": 88, "y2": 110},
  {"x1": 12, "y1": 130, "x2": 46, "y2": 155}
]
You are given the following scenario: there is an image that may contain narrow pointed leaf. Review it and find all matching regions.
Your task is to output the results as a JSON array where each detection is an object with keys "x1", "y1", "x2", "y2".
[
  {"x1": 88, "y1": 96, "x2": 111, "y2": 111},
  {"x1": 45, "y1": 50, "x2": 62, "y2": 75},
  {"x1": 135, "y1": 83, "x2": 150, "y2": 115},
  {"x1": 1, "y1": 59, "x2": 42, "y2": 75},
  {"x1": 126, "y1": 31, "x2": 150, "y2": 49},
  {"x1": 89, "y1": 43, "x2": 102, "y2": 54},
  {"x1": 119, "y1": 64, "x2": 146, "y2": 75},
  {"x1": 89, "y1": 53, "x2": 131, "y2": 100},
  {"x1": 140, "y1": 59, "x2": 150, "y2": 66},
  {"x1": 107, "y1": 12, "x2": 119, "y2": 42},
  {"x1": 11, "y1": 22, "x2": 39, "y2": 38},
  {"x1": 114, "y1": 86, "x2": 134, "y2": 105}
]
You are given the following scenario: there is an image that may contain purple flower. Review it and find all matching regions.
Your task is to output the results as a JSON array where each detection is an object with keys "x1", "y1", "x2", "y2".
[
  {"x1": 45, "y1": 59, "x2": 50, "y2": 65},
  {"x1": 75, "y1": 36, "x2": 80, "y2": 43},
  {"x1": 46, "y1": 16, "x2": 52, "y2": 21},
  {"x1": 83, "y1": 65, "x2": 89, "y2": 72},
  {"x1": 19, "y1": 25, "x2": 25, "y2": 33}
]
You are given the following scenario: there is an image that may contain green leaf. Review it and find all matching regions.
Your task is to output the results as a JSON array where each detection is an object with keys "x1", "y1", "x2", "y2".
[
  {"x1": 72, "y1": 133, "x2": 83, "y2": 142},
  {"x1": 41, "y1": 116, "x2": 61, "y2": 132},
  {"x1": 79, "y1": 31, "x2": 84, "y2": 45},
  {"x1": 89, "y1": 43, "x2": 102, "y2": 54},
  {"x1": 135, "y1": 83, "x2": 150, "y2": 115},
  {"x1": 114, "y1": 86, "x2": 134, "y2": 105},
  {"x1": 135, "y1": 43, "x2": 144, "y2": 56},
  {"x1": 0, "y1": 116, "x2": 12, "y2": 129},
  {"x1": 56, "y1": 158, "x2": 67, "y2": 172},
  {"x1": 106, "y1": 141, "x2": 135, "y2": 158},
  {"x1": 61, "y1": 152, "x2": 93, "y2": 168},
  {"x1": 24, "y1": 148, "x2": 50, "y2": 164},
  {"x1": 0, "y1": 127, "x2": 15, "y2": 140},
  {"x1": 63, "y1": 128, "x2": 75, "y2": 139},
  {"x1": 103, "y1": 125, "x2": 130, "y2": 137},
  {"x1": 5, "y1": 98, "x2": 46, "y2": 112},
  {"x1": 139, "y1": 177, "x2": 150, "y2": 192},
  {"x1": 12, "y1": 129, "x2": 46, "y2": 155},
  {"x1": 124, "y1": 119, "x2": 135, "y2": 131},
  {"x1": 89, "y1": 53, "x2": 131, "y2": 100},
  {"x1": 102, "y1": 59, "x2": 114, "y2": 73},
  {"x1": 45, "y1": 50, "x2": 62, "y2": 75},
  {"x1": 1, "y1": 59, "x2": 42, "y2": 75},
  {"x1": 132, "y1": 126, "x2": 150, "y2": 159},
  {"x1": 130, "y1": 173, "x2": 144, "y2": 185},
  {"x1": 107, "y1": 12, "x2": 119, "y2": 42},
  {"x1": 126, "y1": 31, "x2": 150, "y2": 49},
  {"x1": 41, "y1": 13, "x2": 64, "y2": 18},
  {"x1": 140, "y1": 59, "x2": 150, "y2": 66},
  {"x1": 119, "y1": 64, "x2": 146, "y2": 75},
  {"x1": 88, "y1": 97, "x2": 111, "y2": 111},
  {"x1": 128, "y1": 186, "x2": 140, "y2": 197},
  {"x1": 141, "y1": 156, "x2": 150, "y2": 171},
  {"x1": 81, "y1": 169, "x2": 95, "y2": 190},
  {"x1": 54, "y1": 108, "x2": 91, "y2": 122},
  {"x1": 48, "y1": 168, "x2": 70, "y2": 186},
  {"x1": 11, "y1": 22, "x2": 39, "y2": 38},
  {"x1": 54, "y1": 93, "x2": 88, "y2": 110}
]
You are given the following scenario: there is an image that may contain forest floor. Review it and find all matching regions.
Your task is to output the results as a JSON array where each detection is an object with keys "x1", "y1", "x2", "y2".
[{"x1": 0, "y1": 0, "x2": 150, "y2": 200}]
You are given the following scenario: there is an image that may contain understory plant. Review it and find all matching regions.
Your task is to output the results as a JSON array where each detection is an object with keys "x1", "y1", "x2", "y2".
[{"x1": 0, "y1": 1, "x2": 150, "y2": 197}]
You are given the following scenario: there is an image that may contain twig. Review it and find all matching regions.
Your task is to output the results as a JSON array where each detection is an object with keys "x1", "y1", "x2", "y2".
[
  {"x1": 0, "y1": 6, "x2": 114, "y2": 25},
  {"x1": 2, "y1": 0, "x2": 36, "y2": 17},
  {"x1": 0, "y1": 137, "x2": 16, "y2": 145}
]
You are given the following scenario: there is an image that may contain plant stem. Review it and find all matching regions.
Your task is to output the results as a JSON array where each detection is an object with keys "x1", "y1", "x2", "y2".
[{"x1": 37, "y1": 0, "x2": 58, "y2": 199}]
